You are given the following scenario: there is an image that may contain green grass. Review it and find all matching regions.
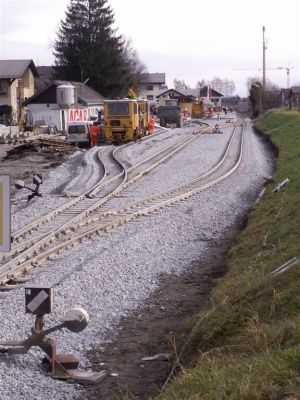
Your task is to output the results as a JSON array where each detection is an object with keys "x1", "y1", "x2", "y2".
[{"x1": 154, "y1": 110, "x2": 300, "y2": 400}]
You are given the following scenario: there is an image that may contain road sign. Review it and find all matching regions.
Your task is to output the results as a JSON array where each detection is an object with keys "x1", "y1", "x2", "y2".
[
  {"x1": 0, "y1": 175, "x2": 10, "y2": 252},
  {"x1": 25, "y1": 286, "x2": 53, "y2": 314}
]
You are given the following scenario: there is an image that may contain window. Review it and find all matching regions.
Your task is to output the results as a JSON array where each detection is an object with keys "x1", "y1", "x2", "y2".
[
  {"x1": 108, "y1": 102, "x2": 129, "y2": 115},
  {"x1": 0, "y1": 81, "x2": 8, "y2": 94},
  {"x1": 147, "y1": 95, "x2": 154, "y2": 100},
  {"x1": 146, "y1": 85, "x2": 153, "y2": 91},
  {"x1": 68, "y1": 124, "x2": 86, "y2": 134}
]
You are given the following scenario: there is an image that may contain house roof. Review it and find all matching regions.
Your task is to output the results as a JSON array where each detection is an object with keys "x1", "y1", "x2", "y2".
[
  {"x1": 156, "y1": 88, "x2": 185, "y2": 98},
  {"x1": 35, "y1": 66, "x2": 56, "y2": 92},
  {"x1": 199, "y1": 86, "x2": 223, "y2": 97},
  {"x1": 138, "y1": 73, "x2": 166, "y2": 84},
  {"x1": 157, "y1": 86, "x2": 223, "y2": 99},
  {"x1": 55, "y1": 80, "x2": 106, "y2": 104},
  {"x1": 24, "y1": 80, "x2": 105, "y2": 106},
  {"x1": 290, "y1": 86, "x2": 300, "y2": 94},
  {"x1": 0, "y1": 59, "x2": 39, "y2": 79}
]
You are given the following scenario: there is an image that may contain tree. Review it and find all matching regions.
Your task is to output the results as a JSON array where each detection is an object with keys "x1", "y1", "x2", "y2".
[
  {"x1": 207, "y1": 76, "x2": 236, "y2": 96},
  {"x1": 247, "y1": 75, "x2": 281, "y2": 116},
  {"x1": 195, "y1": 77, "x2": 236, "y2": 96},
  {"x1": 53, "y1": 0, "x2": 146, "y2": 97},
  {"x1": 173, "y1": 79, "x2": 189, "y2": 90},
  {"x1": 196, "y1": 79, "x2": 206, "y2": 88}
]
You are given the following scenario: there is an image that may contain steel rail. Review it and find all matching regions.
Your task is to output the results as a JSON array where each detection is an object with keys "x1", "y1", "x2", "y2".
[
  {"x1": 0, "y1": 122, "x2": 243, "y2": 285},
  {"x1": 10, "y1": 127, "x2": 186, "y2": 243},
  {"x1": 0, "y1": 126, "x2": 208, "y2": 267}
]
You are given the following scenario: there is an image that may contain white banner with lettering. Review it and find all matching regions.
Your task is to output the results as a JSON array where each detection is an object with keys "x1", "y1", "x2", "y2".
[{"x1": 68, "y1": 108, "x2": 88, "y2": 122}]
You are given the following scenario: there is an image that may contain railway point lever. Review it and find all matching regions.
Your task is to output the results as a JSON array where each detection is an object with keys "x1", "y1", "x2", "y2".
[
  {"x1": 0, "y1": 286, "x2": 106, "y2": 384},
  {"x1": 15, "y1": 174, "x2": 43, "y2": 202}
]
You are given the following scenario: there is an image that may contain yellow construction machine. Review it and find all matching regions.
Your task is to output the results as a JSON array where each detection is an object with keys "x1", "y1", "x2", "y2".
[{"x1": 192, "y1": 100, "x2": 204, "y2": 118}]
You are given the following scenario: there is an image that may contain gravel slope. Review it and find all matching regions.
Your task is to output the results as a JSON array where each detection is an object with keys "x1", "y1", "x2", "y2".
[{"x1": 0, "y1": 117, "x2": 273, "y2": 400}]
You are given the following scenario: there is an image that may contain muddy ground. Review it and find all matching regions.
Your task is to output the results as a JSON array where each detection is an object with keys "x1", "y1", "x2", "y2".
[
  {"x1": 1, "y1": 141, "x2": 242, "y2": 399},
  {"x1": 0, "y1": 138, "x2": 76, "y2": 196}
]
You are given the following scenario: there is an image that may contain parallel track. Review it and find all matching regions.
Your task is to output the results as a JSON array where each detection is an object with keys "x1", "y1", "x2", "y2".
[
  {"x1": 0, "y1": 121, "x2": 243, "y2": 286},
  {"x1": 0, "y1": 125, "x2": 211, "y2": 283}
]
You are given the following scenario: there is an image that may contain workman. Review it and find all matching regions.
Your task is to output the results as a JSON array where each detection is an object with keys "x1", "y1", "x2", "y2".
[
  {"x1": 148, "y1": 116, "x2": 155, "y2": 134},
  {"x1": 90, "y1": 122, "x2": 100, "y2": 147}
]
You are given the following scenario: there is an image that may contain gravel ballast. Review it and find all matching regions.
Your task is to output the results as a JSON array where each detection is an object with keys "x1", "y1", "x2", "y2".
[{"x1": 0, "y1": 117, "x2": 274, "y2": 399}]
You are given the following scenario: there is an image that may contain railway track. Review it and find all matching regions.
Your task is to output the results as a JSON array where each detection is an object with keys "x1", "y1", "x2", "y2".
[{"x1": 0, "y1": 124, "x2": 214, "y2": 285}]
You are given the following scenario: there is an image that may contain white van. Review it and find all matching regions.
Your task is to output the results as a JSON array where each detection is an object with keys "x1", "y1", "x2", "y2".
[{"x1": 66, "y1": 122, "x2": 90, "y2": 145}]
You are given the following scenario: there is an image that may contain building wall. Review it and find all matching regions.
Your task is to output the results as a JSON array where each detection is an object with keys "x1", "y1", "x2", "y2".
[
  {"x1": 0, "y1": 80, "x2": 10, "y2": 107},
  {"x1": 27, "y1": 103, "x2": 60, "y2": 112},
  {"x1": 27, "y1": 103, "x2": 103, "y2": 131},
  {"x1": 31, "y1": 109, "x2": 63, "y2": 130},
  {"x1": 21, "y1": 69, "x2": 35, "y2": 100},
  {"x1": 8, "y1": 80, "x2": 18, "y2": 119},
  {"x1": 157, "y1": 93, "x2": 171, "y2": 107},
  {"x1": 0, "y1": 68, "x2": 35, "y2": 121},
  {"x1": 136, "y1": 83, "x2": 166, "y2": 106}
]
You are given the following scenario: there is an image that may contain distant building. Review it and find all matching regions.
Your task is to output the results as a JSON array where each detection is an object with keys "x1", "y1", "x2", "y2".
[
  {"x1": 35, "y1": 66, "x2": 56, "y2": 92},
  {"x1": 237, "y1": 100, "x2": 249, "y2": 113},
  {"x1": 156, "y1": 86, "x2": 223, "y2": 114},
  {"x1": 156, "y1": 88, "x2": 196, "y2": 114},
  {"x1": 280, "y1": 88, "x2": 291, "y2": 107},
  {"x1": 0, "y1": 59, "x2": 39, "y2": 123},
  {"x1": 288, "y1": 86, "x2": 300, "y2": 108},
  {"x1": 198, "y1": 86, "x2": 223, "y2": 108},
  {"x1": 24, "y1": 80, "x2": 105, "y2": 132},
  {"x1": 136, "y1": 73, "x2": 167, "y2": 107}
]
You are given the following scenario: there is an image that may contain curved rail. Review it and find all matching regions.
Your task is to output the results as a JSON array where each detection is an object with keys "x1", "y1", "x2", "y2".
[
  {"x1": 0, "y1": 121, "x2": 243, "y2": 286},
  {"x1": 1, "y1": 125, "x2": 208, "y2": 265}
]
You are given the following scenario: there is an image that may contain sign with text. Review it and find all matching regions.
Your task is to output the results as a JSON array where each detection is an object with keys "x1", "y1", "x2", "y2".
[
  {"x1": 0, "y1": 175, "x2": 11, "y2": 252},
  {"x1": 69, "y1": 108, "x2": 88, "y2": 123}
]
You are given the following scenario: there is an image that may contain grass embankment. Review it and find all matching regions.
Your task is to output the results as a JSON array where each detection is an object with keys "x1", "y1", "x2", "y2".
[{"x1": 155, "y1": 110, "x2": 300, "y2": 399}]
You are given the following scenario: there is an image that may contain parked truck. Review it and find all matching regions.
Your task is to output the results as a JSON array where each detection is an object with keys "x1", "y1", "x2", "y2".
[{"x1": 157, "y1": 99, "x2": 183, "y2": 128}]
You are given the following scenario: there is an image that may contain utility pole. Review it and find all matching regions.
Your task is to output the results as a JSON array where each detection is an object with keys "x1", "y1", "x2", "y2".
[{"x1": 262, "y1": 26, "x2": 267, "y2": 91}]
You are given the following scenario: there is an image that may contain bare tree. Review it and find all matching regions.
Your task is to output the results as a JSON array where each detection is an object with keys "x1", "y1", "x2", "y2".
[
  {"x1": 196, "y1": 79, "x2": 206, "y2": 88},
  {"x1": 173, "y1": 79, "x2": 189, "y2": 90}
]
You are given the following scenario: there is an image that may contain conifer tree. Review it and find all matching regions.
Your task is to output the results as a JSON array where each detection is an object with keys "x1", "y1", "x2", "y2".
[{"x1": 53, "y1": 0, "x2": 145, "y2": 97}]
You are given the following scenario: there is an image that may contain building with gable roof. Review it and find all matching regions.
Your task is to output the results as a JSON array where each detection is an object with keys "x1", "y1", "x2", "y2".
[
  {"x1": 288, "y1": 86, "x2": 300, "y2": 108},
  {"x1": 24, "y1": 78, "x2": 106, "y2": 132},
  {"x1": 156, "y1": 86, "x2": 223, "y2": 114},
  {"x1": 136, "y1": 73, "x2": 167, "y2": 107},
  {"x1": 0, "y1": 59, "x2": 39, "y2": 123}
]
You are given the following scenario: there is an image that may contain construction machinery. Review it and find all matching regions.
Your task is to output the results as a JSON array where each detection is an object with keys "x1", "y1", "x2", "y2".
[
  {"x1": 157, "y1": 99, "x2": 183, "y2": 128},
  {"x1": 103, "y1": 98, "x2": 149, "y2": 142},
  {"x1": 191, "y1": 100, "x2": 204, "y2": 118}
]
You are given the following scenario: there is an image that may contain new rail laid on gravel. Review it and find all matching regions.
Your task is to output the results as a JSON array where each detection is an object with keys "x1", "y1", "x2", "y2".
[{"x1": 0, "y1": 115, "x2": 274, "y2": 400}]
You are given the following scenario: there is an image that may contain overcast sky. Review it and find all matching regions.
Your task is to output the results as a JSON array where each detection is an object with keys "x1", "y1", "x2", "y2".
[{"x1": 1, "y1": 0, "x2": 299, "y2": 96}]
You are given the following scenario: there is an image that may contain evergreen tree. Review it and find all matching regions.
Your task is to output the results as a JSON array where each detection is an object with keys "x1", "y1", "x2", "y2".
[{"x1": 53, "y1": 0, "x2": 145, "y2": 97}]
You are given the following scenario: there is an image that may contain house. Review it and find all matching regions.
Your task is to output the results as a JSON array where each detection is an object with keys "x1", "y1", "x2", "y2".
[
  {"x1": 288, "y1": 86, "x2": 300, "y2": 108},
  {"x1": 198, "y1": 86, "x2": 223, "y2": 108},
  {"x1": 136, "y1": 73, "x2": 167, "y2": 107},
  {"x1": 24, "y1": 79, "x2": 106, "y2": 132},
  {"x1": 156, "y1": 86, "x2": 224, "y2": 114},
  {"x1": 35, "y1": 66, "x2": 57, "y2": 92},
  {"x1": 156, "y1": 88, "x2": 197, "y2": 114},
  {"x1": 0, "y1": 59, "x2": 39, "y2": 123},
  {"x1": 280, "y1": 88, "x2": 291, "y2": 107}
]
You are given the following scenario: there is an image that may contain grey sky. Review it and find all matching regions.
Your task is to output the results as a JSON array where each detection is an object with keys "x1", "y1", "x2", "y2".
[{"x1": 1, "y1": 0, "x2": 299, "y2": 96}]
